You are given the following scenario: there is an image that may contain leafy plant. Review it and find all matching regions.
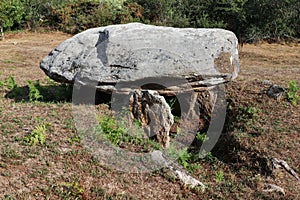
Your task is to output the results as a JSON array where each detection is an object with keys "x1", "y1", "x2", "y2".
[
  {"x1": 59, "y1": 181, "x2": 84, "y2": 198},
  {"x1": 27, "y1": 80, "x2": 43, "y2": 102},
  {"x1": 67, "y1": 134, "x2": 81, "y2": 144},
  {"x1": 287, "y1": 80, "x2": 299, "y2": 106},
  {"x1": 196, "y1": 132, "x2": 208, "y2": 143},
  {"x1": 177, "y1": 147, "x2": 191, "y2": 169},
  {"x1": 6, "y1": 76, "x2": 18, "y2": 90},
  {"x1": 96, "y1": 114, "x2": 160, "y2": 151},
  {"x1": 0, "y1": 0, "x2": 24, "y2": 40},
  {"x1": 97, "y1": 115, "x2": 124, "y2": 146},
  {"x1": 165, "y1": 146, "x2": 192, "y2": 169},
  {"x1": 215, "y1": 169, "x2": 224, "y2": 183},
  {"x1": 23, "y1": 124, "x2": 47, "y2": 146}
]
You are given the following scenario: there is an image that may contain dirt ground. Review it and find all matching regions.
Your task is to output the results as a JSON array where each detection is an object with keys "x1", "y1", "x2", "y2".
[{"x1": 0, "y1": 31, "x2": 299, "y2": 199}]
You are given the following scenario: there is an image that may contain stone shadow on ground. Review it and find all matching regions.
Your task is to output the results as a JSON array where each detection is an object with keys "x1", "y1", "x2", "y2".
[
  {"x1": 207, "y1": 99, "x2": 273, "y2": 177},
  {"x1": 5, "y1": 84, "x2": 72, "y2": 103},
  {"x1": 211, "y1": 133, "x2": 273, "y2": 177},
  {"x1": 5, "y1": 83, "x2": 112, "y2": 104}
]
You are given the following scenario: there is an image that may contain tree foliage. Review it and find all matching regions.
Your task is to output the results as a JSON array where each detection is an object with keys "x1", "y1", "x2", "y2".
[
  {"x1": 0, "y1": 0, "x2": 299, "y2": 42},
  {"x1": 0, "y1": 0, "x2": 24, "y2": 39}
]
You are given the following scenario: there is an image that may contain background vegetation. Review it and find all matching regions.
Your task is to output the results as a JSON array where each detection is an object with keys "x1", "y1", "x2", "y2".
[{"x1": 0, "y1": 0, "x2": 300, "y2": 41}]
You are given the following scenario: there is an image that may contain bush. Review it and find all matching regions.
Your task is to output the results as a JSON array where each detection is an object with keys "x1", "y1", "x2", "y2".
[
  {"x1": 52, "y1": 0, "x2": 143, "y2": 34},
  {"x1": 1, "y1": 0, "x2": 299, "y2": 42},
  {"x1": 0, "y1": 0, "x2": 24, "y2": 39}
]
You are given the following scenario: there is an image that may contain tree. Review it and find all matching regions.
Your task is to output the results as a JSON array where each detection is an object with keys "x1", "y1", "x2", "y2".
[{"x1": 0, "y1": 0, "x2": 24, "y2": 40}]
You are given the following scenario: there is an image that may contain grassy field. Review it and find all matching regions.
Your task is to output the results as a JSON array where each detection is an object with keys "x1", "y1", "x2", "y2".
[{"x1": 0, "y1": 31, "x2": 299, "y2": 199}]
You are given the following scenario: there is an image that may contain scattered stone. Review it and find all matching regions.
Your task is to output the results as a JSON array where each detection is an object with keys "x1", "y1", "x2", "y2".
[
  {"x1": 266, "y1": 85, "x2": 286, "y2": 100},
  {"x1": 40, "y1": 23, "x2": 239, "y2": 93},
  {"x1": 262, "y1": 80, "x2": 273, "y2": 86}
]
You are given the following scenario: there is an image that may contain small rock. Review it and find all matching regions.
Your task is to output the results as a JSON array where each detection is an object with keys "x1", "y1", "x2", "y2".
[
  {"x1": 267, "y1": 85, "x2": 286, "y2": 100},
  {"x1": 262, "y1": 80, "x2": 273, "y2": 85}
]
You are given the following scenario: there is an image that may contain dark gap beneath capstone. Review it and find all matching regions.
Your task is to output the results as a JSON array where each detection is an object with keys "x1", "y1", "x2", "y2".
[{"x1": 95, "y1": 91, "x2": 112, "y2": 105}]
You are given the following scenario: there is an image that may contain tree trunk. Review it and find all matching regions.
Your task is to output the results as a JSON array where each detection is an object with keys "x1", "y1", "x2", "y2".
[{"x1": 0, "y1": 26, "x2": 4, "y2": 41}]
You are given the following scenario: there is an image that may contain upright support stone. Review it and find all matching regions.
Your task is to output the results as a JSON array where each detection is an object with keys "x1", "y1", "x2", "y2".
[{"x1": 128, "y1": 90, "x2": 174, "y2": 147}]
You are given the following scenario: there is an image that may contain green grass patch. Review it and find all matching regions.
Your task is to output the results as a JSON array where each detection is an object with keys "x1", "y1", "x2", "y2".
[
  {"x1": 23, "y1": 124, "x2": 47, "y2": 146},
  {"x1": 287, "y1": 80, "x2": 299, "y2": 106}
]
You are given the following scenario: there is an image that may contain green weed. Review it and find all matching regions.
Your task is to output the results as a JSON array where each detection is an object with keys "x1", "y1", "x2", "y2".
[
  {"x1": 215, "y1": 170, "x2": 225, "y2": 183},
  {"x1": 6, "y1": 76, "x2": 17, "y2": 90},
  {"x1": 1, "y1": 145, "x2": 21, "y2": 159},
  {"x1": 67, "y1": 134, "x2": 81, "y2": 144},
  {"x1": 96, "y1": 115, "x2": 125, "y2": 146},
  {"x1": 0, "y1": 80, "x2": 4, "y2": 88},
  {"x1": 166, "y1": 97, "x2": 177, "y2": 111},
  {"x1": 27, "y1": 80, "x2": 43, "y2": 102},
  {"x1": 287, "y1": 80, "x2": 299, "y2": 106},
  {"x1": 177, "y1": 147, "x2": 191, "y2": 169},
  {"x1": 166, "y1": 146, "x2": 192, "y2": 169},
  {"x1": 96, "y1": 114, "x2": 160, "y2": 151},
  {"x1": 196, "y1": 132, "x2": 209, "y2": 143},
  {"x1": 0, "y1": 76, "x2": 17, "y2": 90},
  {"x1": 23, "y1": 124, "x2": 47, "y2": 146},
  {"x1": 55, "y1": 182, "x2": 84, "y2": 199}
]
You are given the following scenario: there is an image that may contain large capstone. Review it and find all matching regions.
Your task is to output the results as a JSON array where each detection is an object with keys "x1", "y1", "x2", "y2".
[{"x1": 40, "y1": 23, "x2": 239, "y2": 93}]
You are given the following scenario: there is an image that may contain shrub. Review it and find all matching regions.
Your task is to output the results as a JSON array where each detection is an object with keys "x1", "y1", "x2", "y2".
[
  {"x1": 0, "y1": 0, "x2": 24, "y2": 39},
  {"x1": 287, "y1": 80, "x2": 299, "y2": 106},
  {"x1": 52, "y1": 0, "x2": 142, "y2": 34}
]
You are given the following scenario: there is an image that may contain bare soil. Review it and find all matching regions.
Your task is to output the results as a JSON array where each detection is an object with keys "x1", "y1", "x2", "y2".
[{"x1": 0, "y1": 31, "x2": 299, "y2": 199}]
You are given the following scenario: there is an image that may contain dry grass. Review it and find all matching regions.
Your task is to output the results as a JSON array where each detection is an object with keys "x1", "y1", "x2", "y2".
[{"x1": 0, "y1": 31, "x2": 299, "y2": 199}]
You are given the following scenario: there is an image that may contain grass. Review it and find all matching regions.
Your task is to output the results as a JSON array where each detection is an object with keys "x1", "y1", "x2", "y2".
[
  {"x1": 95, "y1": 114, "x2": 161, "y2": 152},
  {"x1": 287, "y1": 80, "x2": 299, "y2": 106},
  {"x1": 22, "y1": 123, "x2": 47, "y2": 146}
]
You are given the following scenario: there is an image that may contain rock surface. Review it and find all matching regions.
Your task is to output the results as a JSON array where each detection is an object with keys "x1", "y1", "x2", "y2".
[
  {"x1": 129, "y1": 90, "x2": 174, "y2": 147},
  {"x1": 40, "y1": 23, "x2": 239, "y2": 93}
]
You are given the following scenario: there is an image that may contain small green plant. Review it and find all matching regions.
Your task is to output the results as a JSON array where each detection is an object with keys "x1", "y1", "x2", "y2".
[
  {"x1": 287, "y1": 80, "x2": 299, "y2": 106},
  {"x1": 167, "y1": 97, "x2": 177, "y2": 111},
  {"x1": 236, "y1": 106, "x2": 260, "y2": 125},
  {"x1": 166, "y1": 146, "x2": 192, "y2": 169},
  {"x1": 177, "y1": 147, "x2": 191, "y2": 169},
  {"x1": 67, "y1": 134, "x2": 81, "y2": 144},
  {"x1": 60, "y1": 182, "x2": 84, "y2": 198},
  {"x1": 23, "y1": 124, "x2": 47, "y2": 146},
  {"x1": 6, "y1": 76, "x2": 18, "y2": 90},
  {"x1": 97, "y1": 115, "x2": 124, "y2": 146},
  {"x1": 1, "y1": 145, "x2": 21, "y2": 159},
  {"x1": 215, "y1": 170, "x2": 225, "y2": 183},
  {"x1": 96, "y1": 114, "x2": 160, "y2": 151},
  {"x1": 196, "y1": 132, "x2": 209, "y2": 143},
  {"x1": 27, "y1": 80, "x2": 43, "y2": 102},
  {"x1": 0, "y1": 78, "x2": 4, "y2": 88}
]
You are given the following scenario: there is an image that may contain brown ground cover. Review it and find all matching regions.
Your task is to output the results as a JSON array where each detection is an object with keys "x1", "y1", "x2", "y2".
[{"x1": 0, "y1": 31, "x2": 299, "y2": 199}]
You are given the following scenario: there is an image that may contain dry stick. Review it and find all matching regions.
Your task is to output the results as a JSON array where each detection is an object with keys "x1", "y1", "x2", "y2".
[
  {"x1": 263, "y1": 183, "x2": 285, "y2": 196},
  {"x1": 272, "y1": 158, "x2": 300, "y2": 182}
]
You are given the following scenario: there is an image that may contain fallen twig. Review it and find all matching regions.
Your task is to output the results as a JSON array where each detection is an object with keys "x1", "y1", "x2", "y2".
[
  {"x1": 263, "y1": 183, "x2": 285, "y2": 196},
  {"x1": 272, "y1": 158, "x2": 300, "y2": 183}
]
